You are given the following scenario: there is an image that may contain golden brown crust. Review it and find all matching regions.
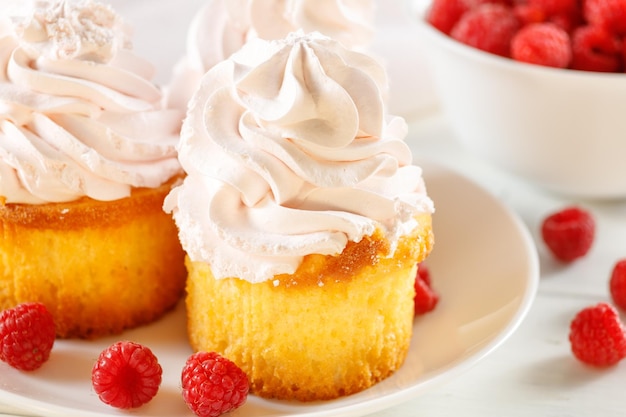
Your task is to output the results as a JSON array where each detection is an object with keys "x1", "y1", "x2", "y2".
[
  {"x1": 274, "y1": 213, "x2": 434, "y2": 287},
  {"x1": 0, "y1": 180, "x2": 187, "y2": 338},
  {"x1": 0, "y1": 178, "x2": 182, "y2": 230},
  {"x1": 186, "y1": 213, "x2": 433, "y2": 401}
]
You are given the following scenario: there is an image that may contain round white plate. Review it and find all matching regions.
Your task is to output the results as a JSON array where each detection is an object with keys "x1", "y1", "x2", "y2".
[{"x1": 0, "y1": 159, "x2": 539, "y2": 417}]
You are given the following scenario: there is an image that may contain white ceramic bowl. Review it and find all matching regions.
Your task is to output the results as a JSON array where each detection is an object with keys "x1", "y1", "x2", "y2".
[{"x1": 410, "y1": 0, "x2": 626, "y2": 199}]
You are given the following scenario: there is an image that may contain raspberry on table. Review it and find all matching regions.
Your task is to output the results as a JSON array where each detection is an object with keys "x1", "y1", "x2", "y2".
[
  {"x1": 182, "y1": 351, "x2": 249, "y2": 417},
  {"x1": 571, "y1": 25, "x2": 622, "y2": 72},
  {"x1": 541, "y1": 206, "x2": 595, "y2": 262},
  {"x1": 569, "y1": 302, "x2": 626, "y2": 367},
  {"x1": 511, "y1": 23, "x2": 572, "y2": 68},
  {"x1": 450, "y1": 3, "x2": 521, "y2": 57},
  {"x1": 414, "y1": 263, "x2": 439, "y2": 315},
  {"x1": 610, "y1": 259, "x2": 626, "y2": 311},
  {"x1": 92, "y1": 341, "x2": 162, "y2": 409},
  {"x1": 0, "y1": 302, "x2": 55, "y2": 371}
]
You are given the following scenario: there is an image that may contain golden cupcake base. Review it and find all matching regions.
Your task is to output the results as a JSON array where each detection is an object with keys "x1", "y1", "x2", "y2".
[
  {"x1": 0, "y1": 181, "x2": 186, "y2": 339},
  {"x1": 186, "y1": 213, "x2": 433, "y2": 401}
]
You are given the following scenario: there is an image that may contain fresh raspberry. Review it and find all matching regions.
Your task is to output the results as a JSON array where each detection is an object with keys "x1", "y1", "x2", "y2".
[
  {"x1": 541, "y1": 206, "x2": 595, "y2": 262},
  {"x1": 571, "y1": 25, "x2": 622, "y2": 72},
  {"x1": 513, "y1": 3, "x2": 547, "y2": 26},
  {"x1": 92, "y1": 341, "x2": 162, "y2": 409},
  {"x1": 414, "y1": 263, "x2": 439, "y2": 315},
  {"x1": 0, "y1": 302, "x2": 55, "y2": 371},
  {"x1": 609, "y1": 259, "x2": 626, "y2": 311},
  {"x1": 569, "y1": 302, "x2": 626, "y2": 367},
  {"x1": 511, "y1": 23, "x2": 572, "y2": 68},
  {"x1": 450, "y1": 3, "x2": 521, "y2": 57},
  {"x1": 427, "y1": 0, "x2": 471, "y2": 34},
  {"x1": 583, "y1": 0, "x2": 626, "y2": 36},
  {"x1": 181, "y1": 351, "x2": 249, "y2": 417},
  {"x1": 527, "y1": 0, "x2": 578, "y2": 17}
]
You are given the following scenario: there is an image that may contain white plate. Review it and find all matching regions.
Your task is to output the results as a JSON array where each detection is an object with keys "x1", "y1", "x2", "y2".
[{"x1": 0, "y1": 159, "x2": 539, "y2": 417}]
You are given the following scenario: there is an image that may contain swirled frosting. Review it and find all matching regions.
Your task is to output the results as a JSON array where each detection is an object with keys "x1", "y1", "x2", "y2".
[
  {"x1": 165, "y1": 0, "x2": 375, "y2": 111},
  {"x1": 164, "y1": 32, "x2": 434, "y2": 283},
  {"x1": 0, "y1": 0, "x2": 183, "y2": 204}
]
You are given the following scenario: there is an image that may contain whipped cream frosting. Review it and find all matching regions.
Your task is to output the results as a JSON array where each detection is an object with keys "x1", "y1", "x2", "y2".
[
  {"x1": 0, "y1": 0, "x2": 183, "y2": 204},
  {"x1": 164, "y1": 31, "x2": 434, "y2": 284},
  {"x1": 165, "y1": 0, "x2": 375, "y2": 111}
]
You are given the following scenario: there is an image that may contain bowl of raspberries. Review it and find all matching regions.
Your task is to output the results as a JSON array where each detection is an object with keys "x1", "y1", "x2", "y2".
[{"x1": 412, "y1": 0, "x2": 626, "y2": 199}]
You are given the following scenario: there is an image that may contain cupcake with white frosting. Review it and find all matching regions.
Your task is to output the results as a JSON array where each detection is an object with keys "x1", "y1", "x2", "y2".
[
  {"x1": 165, "y1": 31, "x2": 434, "y2": 401},
  {"x1": 164, "y1": 0, "x2": 375, "y2": 111},
  {"x1": 0, "y1": 0, "x2": 186, "y2": 338}
]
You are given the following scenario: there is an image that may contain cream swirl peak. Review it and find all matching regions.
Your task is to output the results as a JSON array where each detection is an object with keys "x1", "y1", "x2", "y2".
[
  {"x1": 14, "y1": 0, "x2": 129, "y2": 63},
  {"x1": 164, "y1": 32, "x2": 434, "y2": 283},
  {"x1": 0, "y1": 0, "x2": 183, "y2": 204},
  {"x1": 165, "y1": 0, "x2": 375, "y2": 111}
]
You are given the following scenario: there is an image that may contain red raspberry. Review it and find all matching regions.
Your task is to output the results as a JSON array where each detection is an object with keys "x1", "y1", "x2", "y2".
[
  {"x1": 513, "y1": 3, "x2": 547, "y2": 26},
  {"x1": 609, "y1": 259, "x2": 626, "y2": 311},
  {"x1": 427, "y1": 0, "x2": 471, "y2": 34},
  {"x1": 450, "y1": 3, "x2": 521, "y2": 57},
  {"x1": 528, "y1": 0, "x2": 579, "y2": 17},
  {"x1": 541, "y1": 206, "x2": 595, "y2": 262},
  {"x1": 511, "y1": 23, "x2": 572, "y2": 68},
  {"x1": 414, "y1": 263, "x2": 439, "y2": 315},
  {"x1": 569, "y1": 302, "x2": 626, "y2": 367},
  {"x1": 584, "y1": 0, "x2": 626, "y2": 36},
  {"x1": 571, "y1": 25, "x2": 622, "y2": 72},
  {"x1": 92, "y1": 341, "x2": 162, "y2": 409},
  {"x1": 182, "y1": 351, "x2": 249, "y2": 417},
  {"x1": 0, "y1": 302, "x2": 55, "y2": 371}
]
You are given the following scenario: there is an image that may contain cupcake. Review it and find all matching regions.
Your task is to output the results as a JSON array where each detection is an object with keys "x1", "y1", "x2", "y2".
[
  {"x1": 164, "y1": 31, "x2": 434, "y2": 401},
  {"x1": 0, "y1": 0, "x2": 186, "y2": 338},
  {"x1": 164, "y1": 0, "x2": 375, "y2": 111}
]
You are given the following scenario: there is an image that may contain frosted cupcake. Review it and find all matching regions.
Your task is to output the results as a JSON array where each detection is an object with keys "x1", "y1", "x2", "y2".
[
  {"x1": 0, "y1": 0, "x2": 186, "y2": 338},
  {"x1": 165, "y1": 31, "x2": 434, "y2": 401},
  {"x1": 165, "y1": 0, "x2": 375, "y2": 111}
]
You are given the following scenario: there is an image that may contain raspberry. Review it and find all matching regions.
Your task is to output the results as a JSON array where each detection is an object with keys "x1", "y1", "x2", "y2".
[
  {"x1": 0, "y1": 302, "x2": 55, "y2": 371},
  {"x1": 527, "y1": 0, "x2": 578, "y2": 17},
  {"x1": 450, "y1": 3, "x2": 521, "y2": 57},
  {"x1": 610, "y1": 259, "x2": 626, "y2": 311},
  {"x1": 92, "y1": 341, "x2": 162, "y2": 409},
  {"x1": 182, "y1": 351, "x2": 249, "y2": 417},
  {"x1": 414, "y1": 263, "x2": 439, "y2": 315},
  {"x1": 541, "y1": 206, "x2": 595, "y2": 262},
  {"x1": 427, "y1": 0, "x2": 471, "y2": 34},
  {"x1": 511, "y1": 23, "x2": 572, "y2": 68},
  {"x1": 513, "y1": 4, "x2": 547, "y2": 26},
  {"x1": 571, "y1": 25, "x2": 622, "y2": 72},
  {"x1": 569, "y1": 302, "x2": 626, "y2": 367},
  {"x1": 584, "y1": 0, "x2": 626, "y2": 36}
]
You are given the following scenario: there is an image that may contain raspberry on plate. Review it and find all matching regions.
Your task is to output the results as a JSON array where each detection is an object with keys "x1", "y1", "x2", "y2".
[
  {"x1": 414, "y1": 263, "x2": 439, "y2": 315},
  {"x1": 609, "y1": 259, "x2": 626, "y2": 311},
  {"x1": 182, "y1": 351, "x2": 249, "y2": 417},
  {"x1": 541, "y1": 206, "x2": 595, "y2": 262},
  {"x1": 0, "y1": 302, "x2": 55, "y2": 371},
  {"x1": 92, "y1": 341, "x2": 162, "y2": 409},
  {"x1": 569, "y1": 302, "x2": 626, "y2": 367},
  {"x1": 450, "y1": 3, "x2": 521, "y2": 57},
  {"x1": 511, "y1": 23, "x2": 572, "y2": 68}
]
